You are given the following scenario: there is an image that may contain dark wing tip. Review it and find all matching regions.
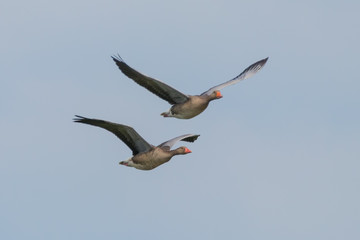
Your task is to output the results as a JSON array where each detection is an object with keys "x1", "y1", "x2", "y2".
[
  {"x1": 73, "y1": 115, "x2": 87, "y2": 123},
  {"x1": 182, "y1": 134, "x2": 200, "y2": 143},
  {"x1": 111, "y1": 54, "x2": 124, "y2": 63},
  {"x1": 260, "y1": 57, "x2": 269, "y2": 65},
  {"x1": 247, "y1": 57, "x2": 269, "y2": 72}
]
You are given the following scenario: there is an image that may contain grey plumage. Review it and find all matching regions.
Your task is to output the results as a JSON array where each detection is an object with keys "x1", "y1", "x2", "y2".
[{"x1": 111, "y1": 55, "x2": 268, "y2": 119}]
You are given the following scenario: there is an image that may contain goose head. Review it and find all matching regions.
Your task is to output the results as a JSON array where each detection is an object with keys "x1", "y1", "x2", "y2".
[
  {"x1": 173, "y1": 146, "x2": 192, "y2": 155},
  {"x1": 209, "y1": 90, "x2": 223, "y2": 101}
]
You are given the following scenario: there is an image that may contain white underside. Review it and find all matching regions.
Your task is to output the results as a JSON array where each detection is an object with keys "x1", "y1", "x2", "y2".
[
  {"x1": 120, "y1": 157, "x2": 148, "y2": 170},
  {"x1": 161, "y1": 108, "x2": 191, "y2": 119},
  {"x1": 120, "y1": 157, "x2": 134, "y2": 167},
  {"x1": 161, "y1": 109, "x2": 176, "y2": 118}
]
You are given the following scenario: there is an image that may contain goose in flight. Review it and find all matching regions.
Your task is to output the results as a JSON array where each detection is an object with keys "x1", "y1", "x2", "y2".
[
  {"x1": 112, "y1": 55, "x2": 268, "y2": 119},
  {"x1": 74, "y1": 115, "x2": 199, "y2": 170}
]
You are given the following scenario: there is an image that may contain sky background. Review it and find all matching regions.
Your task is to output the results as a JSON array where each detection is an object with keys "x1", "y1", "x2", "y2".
[{"x1": 1, "y1": 0, "x2": 360, "y2": 239}]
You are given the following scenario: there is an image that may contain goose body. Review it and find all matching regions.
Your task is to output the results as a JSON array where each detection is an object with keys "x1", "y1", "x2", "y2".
[
  {"x1": 112, "y1": 55, "x2": 268, "y2": 119},
  {"x1": 161, "y1": 94, "x2": 219, "y2": 119},
  {"x1": 123, "y1": 146, "x2": 191, "y2": 170},
  {"x1": 74, "y1": 115, "x2": 199, "y2": 170}
]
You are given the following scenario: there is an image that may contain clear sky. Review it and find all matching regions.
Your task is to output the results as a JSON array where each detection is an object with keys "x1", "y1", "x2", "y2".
[{"x1": 1, "y1": 0, "x2": 359, "y2": 239}]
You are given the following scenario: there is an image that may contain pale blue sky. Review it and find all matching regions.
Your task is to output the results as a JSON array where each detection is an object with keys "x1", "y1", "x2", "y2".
[{"x1": 1, "y1": 0, "x2": 360, "y2": 239}]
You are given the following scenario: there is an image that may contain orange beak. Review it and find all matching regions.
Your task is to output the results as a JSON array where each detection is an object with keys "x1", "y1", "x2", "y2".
[
  {"x1": 216, "y1": 91, "x2": 223, "y2": 98},
  {"x1": 184, "y1": 148, "x2": 192, "y2": 153}
]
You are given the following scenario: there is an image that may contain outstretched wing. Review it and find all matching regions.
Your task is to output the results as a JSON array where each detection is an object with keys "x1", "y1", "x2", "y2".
[
  {"x1": 74, "y1": 115, "x2": 153, "y2": 155},
  {"x1": 157, "y1": 134, "x2": 200, "y2": 151},
  {"x1": 201, "y1": 57, "x2": 268, "y2": 96},
  {"x1": 112, "y1": 55, "x2": 189, "y2": 105}
]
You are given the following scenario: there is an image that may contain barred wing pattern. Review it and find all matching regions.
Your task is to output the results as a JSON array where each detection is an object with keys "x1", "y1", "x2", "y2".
[
  {"x1": 157, "y1": 134, "x2": 200, "y2": 151},
  {"x1": 201, "y1": 57, "x2": 268, "y2": 96}
]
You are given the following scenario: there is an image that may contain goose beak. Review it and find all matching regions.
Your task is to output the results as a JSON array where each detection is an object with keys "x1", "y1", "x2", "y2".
[
  {"x1": 216, "y1": 91, "x2": 223, "y2": 98},
  {"x1": 185, "y1": 148, "x2": 192, "y2": 153}
]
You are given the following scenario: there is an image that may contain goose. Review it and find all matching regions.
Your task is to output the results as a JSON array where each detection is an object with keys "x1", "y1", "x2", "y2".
[
  {"x1": 73, "y1": 115, "x2": 199, "y2": 170},
  {"x1": 112, "y1": 55, "x2": 268, "y2": 119}
]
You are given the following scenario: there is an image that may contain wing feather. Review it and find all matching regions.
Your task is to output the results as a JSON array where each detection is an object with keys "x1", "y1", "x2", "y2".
[
  {"x1": 157, "y1": 134, "x2": 200, "y2": 151},
  {"x1": 112, "y1": 55, "x2": 189, "y2": 104},
  {"x1": 201, "y1": 57, "x2": 268, "y2": 96},
  {"x1": 74, "y1": 115, "x2": 152, "y2": 155}
]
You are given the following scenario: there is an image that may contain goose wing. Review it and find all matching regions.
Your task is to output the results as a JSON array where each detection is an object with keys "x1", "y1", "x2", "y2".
[
  {"x1": 112, "y1": 55, "x2": 189, "y2": 105},
  {"x1": 74, "y1": 115, "x2": 152, "y2": 155},
  {"x1": 157, "y1": 134, "x2": 200, "y2": 151},
  {"x1": 201, "y1": 57, "x2": 268, "y2": 96}
]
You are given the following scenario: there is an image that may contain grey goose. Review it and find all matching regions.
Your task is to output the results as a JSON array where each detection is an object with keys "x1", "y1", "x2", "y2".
[
  {"x1": 112, "y1": 56, "x2": 268, "y2": 119},
  {"x1": 74, "y1": 115, "x2": 199, "y2": 170}
]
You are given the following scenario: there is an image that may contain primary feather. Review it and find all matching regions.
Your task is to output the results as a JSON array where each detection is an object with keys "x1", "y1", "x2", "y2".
[
  {"x1": 201, "y1": 57, "x2": 268, "y2": 96},
  {"x1": 112, "y1": 55, "x2": 189, "y2": 104}
]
